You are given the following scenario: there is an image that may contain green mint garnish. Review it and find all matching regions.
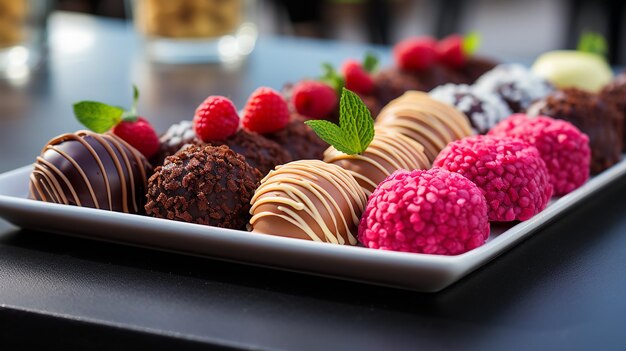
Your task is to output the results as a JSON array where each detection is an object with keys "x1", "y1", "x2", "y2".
[
  {"x1": 362, "y1": 52, "x2": 379, "y2": 73},
  {"x1": 73, "y1": 85, "x2": 141, "y2": 132},
  {"x1": 320, "y1": 62, "x2": 345, "y2": 95},
  {"x1": 305, "y1": 88, "x2": 374, "y2": 155},
  {"x1": 462, "y1": 31, "x2": 481, "y2": 57},
  {"x1": 577, "y1": 31, "x2": 608, "y2": 57}
]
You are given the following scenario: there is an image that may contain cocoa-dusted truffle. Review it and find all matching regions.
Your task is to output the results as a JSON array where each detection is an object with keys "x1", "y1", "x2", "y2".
[
  {"x1": 209, "y1": 129, "x2": 292, "y2": 175},
  {"x1": 151, "y1": 120, "x2": 198, "y2": 167},
  {"x1": 249, "y1": 160, "x2": 368, "y2": 244},
  {"x1": 264, "y1": 114, "x2": 329, "y2": 160},
  {"x1": 528, "y1": 88, "x2": 623, "y2": 174},
  {"x1": 145, "y1": 145, "x2": 262, "y2": 230},
  {"x1": 601, "y1": 72, "x2": 626, "y2": 151},
  {"x1": 30, "y1": 130, "x2": 152, "y2": 214}
]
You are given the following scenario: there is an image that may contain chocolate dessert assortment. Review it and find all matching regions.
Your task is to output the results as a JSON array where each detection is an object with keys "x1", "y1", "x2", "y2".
[{"x1": 30, "y1": 33, "x2": 623, "y2": 257}]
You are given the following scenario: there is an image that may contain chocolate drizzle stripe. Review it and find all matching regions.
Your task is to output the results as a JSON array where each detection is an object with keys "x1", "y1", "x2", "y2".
[
  {"x1": 30, "y1": 167, "x2": 65, "y2": 204},
  {"x1": 104, "y1": 134, "x2": 138, "y2": 213},
  {"x1": 86, "y1": 132, "x2": 129, "y2": 213},
  {"x1": 70, "y1": 133, "x2": 113, "y2": 210},
  {"x1": 46, "y1": 145, "x2": 101, "y2": 208},
  {"x1": 37, "y1": 157, "x2": 83, "y2": 206},
  {"x1": 111, "y1": 132, "x2": 149, "y2": 204}
]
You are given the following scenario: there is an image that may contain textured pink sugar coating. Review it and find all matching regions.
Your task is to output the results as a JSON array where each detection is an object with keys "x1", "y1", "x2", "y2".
[
  {"x1": 488, "y1": 114, "x2": 591, "y2": 196},
  {"x1": 358, "y1": 168, "x2": 489, "y2": 255},
  {"x1": 434, "y1": 135, "x2": 553, "y2": 222}
]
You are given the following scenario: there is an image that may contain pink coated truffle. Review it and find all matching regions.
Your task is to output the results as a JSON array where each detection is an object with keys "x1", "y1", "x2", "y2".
[
  {"x1": 488, "y1": 114, "x2": 591, "y2": 196},
  {"x1": 358, "y1": 168, "x2": 489, "y2": 255},
  {"x1": 434, "y1": 135, "x2": 553, "y2": 222}
]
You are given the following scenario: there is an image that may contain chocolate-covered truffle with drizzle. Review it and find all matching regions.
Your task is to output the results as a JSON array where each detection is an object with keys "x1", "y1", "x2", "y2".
[{"x1": 29, "y1": 130, "x2": 152, "y2": 214}]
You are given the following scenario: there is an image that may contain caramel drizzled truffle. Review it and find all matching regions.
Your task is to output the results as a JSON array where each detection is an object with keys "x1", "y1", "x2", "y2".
[
  {"x1": 29, "y1": 130, "x2": 152, "y2": 214},
  {"x1": 375, "y1": 91, "x2": 474, "y2": 162},
  {"x1": 145, "y1": 145, "x2": 262, "y2": 230},
  {"x1": 249, "y1": 160, "x2": 368, "y2": 245},
  {"x1": 324, "y1": 129, "x2": 431, "y2": 195}
]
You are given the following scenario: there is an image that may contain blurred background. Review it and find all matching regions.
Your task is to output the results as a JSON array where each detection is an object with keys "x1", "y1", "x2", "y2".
[{"x1": 52, "y1": 0, "x2": 626, "y2": 64}]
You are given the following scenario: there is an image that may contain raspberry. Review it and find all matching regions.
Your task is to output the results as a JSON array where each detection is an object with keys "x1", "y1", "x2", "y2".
[
  {"x1": 358, "y1": 168, "x2": 489, "y2": 255},
  {"x1": 193, "y1": 96, "x2": 239, "y2": 142},
  {"x1": 436, "y1": 34, "x2": 466, "y2": 69},
  {"x1": 341, "y1": 59, "x2": 374, "y2": 95},
  {"x1": 489, "y1": 114, "x2": 591, "y2": 196},
  {"x1": 434, "y1": 135, "x2": 553, "y2": 222},
  {"x1": 111, "y1": 117, "x2": 160, "y2": 159},
  {"x1": 393, "y1": 36, "x2": 438, "y2": 70},
  {"x1": 291, "y1": 80, "x2": 338, "y2": 119},
  {"x1": 242, "y1": 87, "x2": 290, "y2": 134}
]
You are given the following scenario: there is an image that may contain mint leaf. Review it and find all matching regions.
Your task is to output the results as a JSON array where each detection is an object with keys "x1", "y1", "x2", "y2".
[
  {"x1": 73, "y1": 101, "x2": 124, "y2": 133},
  {"x1": 362, "y1": 52, "x2": 379, "y2": 73},
  {"x1": 305, "y1": 88, "x2": 375, "y2": 155},
  {"x1": 320, "y1": 62, "x2": 344, "y2": 95},
  {"x1": 577, "y1": 31, "x2": 608, "y2": 57},
  {"x1": 305, "y1": 120, "x2": 356, "y2": 154},
  {"x1": 340, "y1": 88, "x2": 374, "y2": 153},
  {"x1": 462, "y1": 32, "x2": 481, "y2": 57}
]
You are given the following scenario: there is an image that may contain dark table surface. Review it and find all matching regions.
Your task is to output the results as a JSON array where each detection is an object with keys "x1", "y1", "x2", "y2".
[{"x1": 1, "y1": 12, "x2": 626, "y2": 351}]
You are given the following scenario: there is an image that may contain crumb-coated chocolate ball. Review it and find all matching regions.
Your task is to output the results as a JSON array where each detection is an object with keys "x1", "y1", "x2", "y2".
[
  {"x1": 151, "y1": 120, "x2": 198, "y2": 167},
  {"x1": 601, "y1": 72, "x2": 626, "y2": 151},
  {"x1": 528, "y1": 88, "x2": 623, "y2": 174},
  {"x1": 264, "y1": 114, "x2": 329, "y2": 160},
  {"x1": 209, "y1": 129, "x2": 292, "y2": 175},
  {"x1": 145, "y1": 145, "x2": 262, "y2": 230}
]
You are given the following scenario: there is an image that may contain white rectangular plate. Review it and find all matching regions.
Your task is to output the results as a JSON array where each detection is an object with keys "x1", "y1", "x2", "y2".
[{"x1": 1, "y1": 159, "x2": 626, "y2": 292}]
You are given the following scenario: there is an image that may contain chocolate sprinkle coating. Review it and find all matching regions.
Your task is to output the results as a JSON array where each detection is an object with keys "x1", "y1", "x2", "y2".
[
  {"x1": 264, "y1": 114, "x2": 329, "y2": 161},
  {"x1": 209, "y1": 129, "x2": 292, "y2": 175},
  {"x1": 145, "y1": 145, "x2": 262, "y2": 230},
  {"x1": 528, "y1": 88, "x2": 623, "y2": 174}
]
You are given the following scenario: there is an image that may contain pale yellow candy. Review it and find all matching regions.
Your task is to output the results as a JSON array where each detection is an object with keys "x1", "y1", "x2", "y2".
[{"x1": 532, "y1": 50, "x2": 613, "y2": 93}]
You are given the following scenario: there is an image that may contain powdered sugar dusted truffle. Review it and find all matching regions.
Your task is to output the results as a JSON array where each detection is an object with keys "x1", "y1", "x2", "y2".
[
  {"x1": 250, "y1": 160, "x2": 368, "y2": 245},
  {"x1": 434, "y1": 135, "x2": 553, "y2": 222},
  {"x1": 489, "y1": 114, "x2": 591, "y2": 196},
  {"x1": 358, "y1": 168, "x2": 489, "y2": 255},
  {"x1": 430, "y1": 83, "x2": 512, "y2": 134},
  {"x1": 475, "y1": 64, "x2": 554, "y2": 112}
]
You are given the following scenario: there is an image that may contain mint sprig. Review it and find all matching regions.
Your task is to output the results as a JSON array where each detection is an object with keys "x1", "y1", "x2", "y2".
[
  {"x1": 73, "y1": 85, "x2": 140, "y2": 132},
  {"x1": 305, "y1": 88, "x2": 374, "y2": 155},
  {"x1": 320, "y1": 62, "x2": 345, "y2": 95},
  {"x1": 362, "y1": 52, "x2": 379, "y2": 73},
  {"x1": 462, "y1": 31, "x2": 481, "y2": 57},
  {"x1": 577, "y1": 31, "x2": 608, "y2": 57}
]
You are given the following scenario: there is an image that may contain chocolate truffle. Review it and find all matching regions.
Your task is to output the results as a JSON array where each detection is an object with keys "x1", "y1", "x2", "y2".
[
  {"x1": 324, "y1": 128, "x2": 431, "y2": 195},
  {"x1": 461, "y1": 56, "x2": 499, "y2": 83},
  {"x1": 264, "y1": 114, "x2": 329, "y2": 161},
  {"x1": 429, "y1": 83, "x2": 512, "y2": 134},
  {"x1": 29, "y1": 130, "x2": 152, "y2": 214},
  {"x1": 151, "y1": 120, "x2": 198, "y2": 167},
  {"x1": 527, "y1": 88, "x2": 623, "y2": 174},
  {"x1": 475, "y1": 64, "x2": 554, "y2": 112},
  {"x1": 209, "y1": 129, "x2": 292, "y2": 175},
  {"x1": 375, "y1": 91, "x2": 474, "y2": 162},
  {"x1": 250, "y1": 160, "x2": 367, "y2": 244},
  {"x1": 601, "y1": 72, "x2": 626, "y2": 151},
  {"x1": 145, "y1": 145, "x2": 262, "y2": 230},
  {"x1": 372, "y1": 65, "x2": 466, "y2": 107}
]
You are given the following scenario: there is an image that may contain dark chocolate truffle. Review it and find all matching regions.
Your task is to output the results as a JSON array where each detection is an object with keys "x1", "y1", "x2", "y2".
[
  {"x1": 528, "y1": 88, "x2": 623, "y2": 174},
  {"x1": 145, "y1": 145, "x2": 262, "y2": 230},
  {"x1": 264, "y1": 114, "x2": 329, "y2": 161},
  {"x1": 601, "y1": 72, "x2": 626, "y2": 151},
  {"x1": 461, "y1": 56, "x2": 499, "y2": 83},
  {"x1": 209, "y1": 129, "x2": 292, "y2": 175},
  {"x1": 151, "y1": 120, "x2": 198, "y2": 167},
  {"x1": 475, "y1": 64, "x2": 554, "y2": 112},
  {"x1": 29, "y1": 130, "x2": 152, "y2": 214}
]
